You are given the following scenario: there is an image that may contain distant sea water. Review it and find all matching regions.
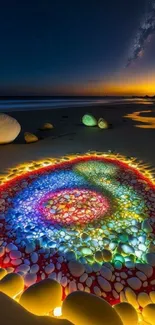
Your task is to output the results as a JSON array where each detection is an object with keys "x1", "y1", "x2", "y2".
[{"x1": 0, "y1": 97, "x2": 154, "y2": 112}]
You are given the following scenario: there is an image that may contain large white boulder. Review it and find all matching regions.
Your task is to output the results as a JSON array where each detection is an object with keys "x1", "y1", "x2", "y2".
[{"x1": 0, "y1": 113, "x2": 21, "y2": 144}]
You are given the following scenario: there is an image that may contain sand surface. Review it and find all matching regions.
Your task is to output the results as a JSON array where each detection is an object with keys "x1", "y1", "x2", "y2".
[{"x1": 0, "y1": 103, "x2": 155, "y2": 174}]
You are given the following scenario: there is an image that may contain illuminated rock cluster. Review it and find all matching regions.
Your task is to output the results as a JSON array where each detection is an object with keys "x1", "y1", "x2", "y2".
[{"x1": 0, "y1": 152, "x2": 155, "y2": 322}]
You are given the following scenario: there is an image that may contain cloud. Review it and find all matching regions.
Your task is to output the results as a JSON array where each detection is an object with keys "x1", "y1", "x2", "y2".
[{"x1": 126, "y1": 0, "x2": 155, "y2": 67}]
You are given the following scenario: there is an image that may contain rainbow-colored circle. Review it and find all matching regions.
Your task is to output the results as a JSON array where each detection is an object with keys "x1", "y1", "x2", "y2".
[{"x1": 0, "y1": 152, "x2": 155, "y2": 303}]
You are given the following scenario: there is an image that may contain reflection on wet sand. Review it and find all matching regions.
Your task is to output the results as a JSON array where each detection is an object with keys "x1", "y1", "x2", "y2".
[{"x1": 124, "y1": 110, "x2": 155, "y2": 128}]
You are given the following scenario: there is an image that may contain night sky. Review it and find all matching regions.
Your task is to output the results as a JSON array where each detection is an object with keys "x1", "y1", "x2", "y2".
[{"x1": 0, "y1": 0, "x2": 154, "y2": 96}]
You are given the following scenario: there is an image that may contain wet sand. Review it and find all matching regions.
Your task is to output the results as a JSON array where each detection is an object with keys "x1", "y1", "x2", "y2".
[{"x1": 0, "y1": 103, "x2": 155, "y2": 174}]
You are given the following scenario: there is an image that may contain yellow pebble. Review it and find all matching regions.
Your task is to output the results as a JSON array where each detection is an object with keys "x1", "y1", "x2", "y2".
[
  {"x1": 0, "y1": 292, "x2": 73, "y2": 325},
  {"x1": 0, "y1": 268, "x2": 7, "y2": 280},
  {"x1": 149, "y1": 291, "x2": 155, "y2": 303},
  {"x1": 137, "y1": 292, "x2": 151, "y2": 308},
  {"x1": 142, "y1": 304, "x2": 155, "y2": 325},
  {"x1": 62, "y1": 291, "x2": 123, "y2": 325},
  {"x1": 113, "y1": 302, "x2": 138, "y2": 325},
  {"x1": 24, "y1": 132, "x2": 38, "y2": 143},
  {"x1": 0, "y1": 273, "x2": 24, "y2": 298},
  {"x1": 19, "y1": 278, "x2": 62, "y2": 316}
]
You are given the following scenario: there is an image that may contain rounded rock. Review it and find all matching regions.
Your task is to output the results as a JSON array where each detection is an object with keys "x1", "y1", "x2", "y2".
[
  {"x1": 82, "y1": 114, "x2": 97, "y2": 127},
  {"x1": 125, "y1": 287, "x2": 139, "y2": 309},
  {"x1": 45, "y1": 263, "x2": 55, "y2": 274},
  {"x1": 114, "y1": 302, "x2": 138, "y2": 325},
  {"x1": 136, "y1": 263, "x2": 153, "y2": 278},
  {"x1": 149, "y1": 291, "x2": 155, "y2": 303},
  {"x1": 98, "y1": 118, "x2": 109, "y2": 129},
  {"x1": 10, "y1": 250, "x2": 22, "y2": 260},
  {"x1": 145, "y1": 253, "x2": 155, "y2": 267},
  {"x1": 62, "y1": 291, "x2": 123, "y2": 325},
  {"x1": 127, "y1": 277, "x2": 142, "y2": 290},
  {"x1": 0, "y1": 113, "x2": 21, "y2": 144},
  {"x1": 0, "y1": 268, "x2": 7, "y2": 280},
  {"x1": 24, "y1": 273, "x2": 37, "y2": 287},
  {"x1": 0, "y1": 273, "x2": 24, "y2": 298},
  {"x1": 68, "y1": 260, "x2": 85, "y2": 277},
  {"x1": 97, "y1": 276, "x2": 111, "y2": 292},
  {"x1": 142, "y1": 304, "x2": 155, "y2": 325},
  {"x1": 102, "y1": 249, "x2": 112, "y2": 262},
  {"x1": 19, "y1": 278, "x2": 62, "y2": 316},
  {"x1": 24, "y1": 132, "x2": 38, "y2": 144},
  {"x1": 100, "y1": 265, "x2": 112, "y2": 281},
  {"x1": 137, "y1": 292, "x2": 151, "y2": 308}
]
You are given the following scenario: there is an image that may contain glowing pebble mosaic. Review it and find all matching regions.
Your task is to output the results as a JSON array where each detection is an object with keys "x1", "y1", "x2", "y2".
[{"x1": 0, "y1": 152, "x2": 155, "y2": 307}]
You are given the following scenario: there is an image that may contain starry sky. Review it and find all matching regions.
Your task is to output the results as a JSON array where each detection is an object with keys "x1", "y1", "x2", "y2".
[{"x1": 0, "y1": 0, "x2": 155, "y2": 96}]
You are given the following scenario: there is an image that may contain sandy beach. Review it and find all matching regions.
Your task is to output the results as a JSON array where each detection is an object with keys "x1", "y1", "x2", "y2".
[{"x1": 1, "y1": 102, "x2": 155, "y2": 174}]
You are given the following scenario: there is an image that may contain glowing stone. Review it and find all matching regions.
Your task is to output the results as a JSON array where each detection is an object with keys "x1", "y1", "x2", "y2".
[
  {"x1": 98, "y1": 118, "x2": 109, "y2": 129},
  {"x1": 53, "y1": 307, "x2": 62, "y2": 317},
  {"x1": 62, "y1": 291, "x2": 123, "y2": 325},
  {"x1": 0, "y1": 113, "x2": 21, "y2": 144},
  {"x1": 137, "y1": 292, "x2": 151, "y2": 308},
  {"x1": 0, "y1": 273, "x2": 24, "y2": 298},
  {"x1": 40, "y1": 122, "x2": 54, "y2": 130},
  {"x1": 114, "y1": 302, "x2": 138, "y2": 325},
  {"x1": 142, "y1": 304, "x2": 155, "y2": 325},
  {"x1": 0, "y1": 292, "x2": 73, "y2": 325},
  {"x1": 82, "y1": 114, "x2": 97, "y2": 126},
  {"x1": 0, "y1": 152, "x2": 155, "y2": 303},
  {"x1": 0, "y1": 268, "x2": 7, "y2": 280},
  {"x1": 19, "y1": 279, "x2": 62, "y2": 316},
  {"x1": 24, "y1": 132, "x2": 38, "y2": 143}
]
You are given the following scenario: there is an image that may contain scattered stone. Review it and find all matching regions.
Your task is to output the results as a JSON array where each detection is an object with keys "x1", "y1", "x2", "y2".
[
  {"x1": 114, "y1": 302, "x2": 138, "y2": 325},
  {"x1": 69, "y1": 280, "x2": 77, "y2": 293},
  {"x1": 145, "y1": 253, "x2": 155, "y2": 266},
  {"x1": 0, "y1": 268, "x2": 7, "y2": 280},
  {"x1": 98, "y1": 118, "x2": 109, "y2": 129},
  {"x1": 136, "y1": 263, "x2": 153, "y2": 278},
  {"x1": 0, "y1": 113, "x2": 21, "y2": 144},
  {"x1": 137, "y1": 292, "x2": 151, "y2": 308},
  {"x1": 0, "y1": 273, "x2": 24, "y2": 298},
  {"x1": 127, "y1": 277, "x2": 142, "y2": 290},
  {"x1": 24, "y1": 132, "x2": 38, "y2": 143},
  {"x1": 62, "y1": 291, "x2": 123, "y2": 325},
  {"x1": 10, "y1": 250, "x2": 22, "y2": 260},
  {"x1": 136, "y1": 271, "x2": 147, "y2": 282},
  {"x1": 93, "y1": 286, "x2": 102, "y2": 297},
  {"x1": 142, "y1": 220, "x2": 153, "y2": 233},
  {"x1": 100, "y1": 265, "x2": 112, "y2": 281},
  {"x1": 44, "y1": 263, "x2": 55, "y2": 274},
  {"x1": 97, "y1": 276, "x2": 111, "y2": 292},
  {"x1": 40, "y1": 123, "x2": 53, "y2": 130},
  {"x1": 82, "y1": 114, "x2": 97, "y2": 127},
  {"x1": 142, "y1": 304, "x2": 155, "y2": 325},
  {"x1": 125, "y1": 287, "x2": 139, "y2": 309},
  {"x1": 0, "y1": 247, "x2": 5, "y2": 257},
  {"x1": 24, "y1": 273, "x2": 37, "y2": 287},
  {"x1": 149, "y1": 292, "x2": 155, "y2": 304},
  {"x1": 114, "y1": 282, "x2": 124, "y2": 293},
  {"x1": 20, "y1": 279, "x2": 62, "y2": 316},
  {"x1": 0, "y1": 293, "x2": 73, "y2": 325},
  {"x1": 31, "y1": 252, "x2": 38, "y2": 264},
  {"x1": 102, "y1": 249, "x2": 112, "y2": 262},
  {"x1": 79, "y1": 273, "x2": 88, "y2": 283},
  {"x1": 68, "y1": 260, "x2": 85, "y2": 277}
]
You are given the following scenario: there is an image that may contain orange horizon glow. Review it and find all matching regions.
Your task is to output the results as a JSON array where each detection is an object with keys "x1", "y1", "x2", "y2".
[{"x1": 51, "y1": 78, "x2": 155, "y2": 97}]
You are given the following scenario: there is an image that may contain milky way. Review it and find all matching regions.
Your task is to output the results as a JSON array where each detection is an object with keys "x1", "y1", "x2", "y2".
[{"x1": 126, "y1": 0, "x2": 155, "y2": 67}]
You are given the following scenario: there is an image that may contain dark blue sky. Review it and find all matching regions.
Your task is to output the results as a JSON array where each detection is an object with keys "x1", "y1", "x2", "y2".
[{"x1": 0, "y1": 0, "x2": 154, "y2": 96}]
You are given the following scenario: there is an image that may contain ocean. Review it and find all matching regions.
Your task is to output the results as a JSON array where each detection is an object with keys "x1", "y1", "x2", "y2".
[{"x1": 0, "y1": 97, "x2": 154, "y2": 112}]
